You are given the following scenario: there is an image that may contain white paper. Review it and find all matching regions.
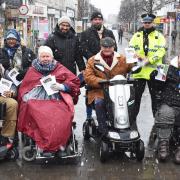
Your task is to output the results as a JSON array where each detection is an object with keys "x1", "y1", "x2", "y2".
[
  {"x1": 170, "y1": 56, "x2": 178, "y2": 68},
  {"x1": 40, "y1": 75, "x2": 58, "y2": 96},
  {"x1": 125, "y1": 48, "x2": 138, "y2": 63},
  {"x1": 8, "y1": 68, "x2": 22, "y2": 86},
  {"x1": 0, "y1": 78, "x2": 13, "y2": 96},
  {"x1": 155, "y1": 64, "x2": 169, "y2": 82}
]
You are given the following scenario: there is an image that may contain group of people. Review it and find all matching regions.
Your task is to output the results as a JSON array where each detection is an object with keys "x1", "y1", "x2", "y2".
[{"x1": 0, "y1": 11, "x2": 180, "y2": 164}]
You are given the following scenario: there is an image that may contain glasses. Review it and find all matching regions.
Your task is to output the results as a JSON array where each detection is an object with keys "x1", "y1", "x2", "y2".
[{"x1": 143, "y1": 22, "x2": 152, "y2": 24}]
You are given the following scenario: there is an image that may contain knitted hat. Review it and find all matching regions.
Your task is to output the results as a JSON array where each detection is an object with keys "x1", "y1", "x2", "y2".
[
  {"x1": 5, "y1": 29, "x2": 21, "y2": 42},
  {"x1": 91, "y1": 11, "x2": 103, "y2": 20},
  {"x1": 100, "y1": 37, "x2": 115, "y2": 47},
  {"x1": 38, "y1": 46, "x2": 53, "y2": 57},
  {"x1": 58, "y1": 16, "x2": 72, "y2": 26}
]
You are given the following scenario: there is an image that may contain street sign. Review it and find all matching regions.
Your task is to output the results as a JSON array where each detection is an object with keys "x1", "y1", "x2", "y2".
[
  {"x1": 19, "y1": 5, "x2": 29, "y2": 15},
  {"x1": 177, "y1": 13, "x2": 180, "y2": 21}
]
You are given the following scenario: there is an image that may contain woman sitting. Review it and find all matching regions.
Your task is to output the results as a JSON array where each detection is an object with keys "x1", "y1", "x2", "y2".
[{"x1": 18, "y1": 46, "x2": 80, "y2": 152}]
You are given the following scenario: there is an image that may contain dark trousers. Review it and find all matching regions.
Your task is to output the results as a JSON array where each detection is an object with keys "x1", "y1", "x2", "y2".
[
  {"x1": 119, "y1": 35, "x2": 123, "y2": 44},
  {"x1": 155, "y1": 104, "x2": 180, "y2": 143},
  {"x1": 85, "y1": 90, "x2": 93, "y2": 119},
  {"x1": 133, "y1": 79, "x2": 162, "y2": 118},
  {"x1": 94, "y1": 98, "x2": 108, "y2": 134}
]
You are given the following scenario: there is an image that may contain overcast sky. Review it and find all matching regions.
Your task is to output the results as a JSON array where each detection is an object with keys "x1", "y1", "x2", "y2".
[{"x1": 90, "y1": 0, "x2": 121, "y2": 18}]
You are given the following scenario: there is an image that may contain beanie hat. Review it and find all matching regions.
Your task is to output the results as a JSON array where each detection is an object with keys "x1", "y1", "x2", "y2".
[
  {"x1": 38, "y1": 46, "x2": 54, "y2": 57},
  {"x1": 91, "y1": 11, "x2": 103, "y2": 20},
  {"x1": 5, "y1": 29, "x2": 21, "y2": 42},
  {"x1": 58, "y1": 16, "x2": 72, "y2": 26},
  {"x1": 100, "y1": 37, "x2": 115, "y2": 47}
]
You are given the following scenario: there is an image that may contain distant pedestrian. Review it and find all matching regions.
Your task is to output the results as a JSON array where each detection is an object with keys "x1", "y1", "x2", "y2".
[
  {"x1": 171, "y1": 29, "x2": 177, "y2": 45},
  {"x1": 118, "y1": 27, "x2": 123, "y2": 44}
]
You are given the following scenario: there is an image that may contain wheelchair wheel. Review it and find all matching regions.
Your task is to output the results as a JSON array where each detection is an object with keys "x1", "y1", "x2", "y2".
[
  {"x1": 100, "y1": 141, "x2": 109, "y2": 163},
  {"x1": 6, "y1": 147, "x2": 19, "y2": 160},
  {"x1": 22, "y1": 146, "x2": 36, "y2": 162},
  {"x1": 136, "y1": 140, "x2": 145, "y2": 161},
  {"x1": 83, "y1": 121, "x2": 90, "y2": 140}
]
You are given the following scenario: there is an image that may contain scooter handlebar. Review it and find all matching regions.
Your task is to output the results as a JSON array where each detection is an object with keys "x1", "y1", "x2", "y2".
[{"x1": 99, "y1": 79, "x2": 127, "y2": 86}]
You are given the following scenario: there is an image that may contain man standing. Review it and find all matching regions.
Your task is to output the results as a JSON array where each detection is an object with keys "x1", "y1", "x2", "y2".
[
  {"x1": 129, "y1": 14, "x2": 166, "y2": 118},
  {"x1": 45, "y1": 16, "x2": 85, "y2": 75},
  {"x1": 81, "y1": 11, "x2": 117, "y2": 60},
  {"x1": 80, "y1": 11, "x2": 117, "y2": 121}
]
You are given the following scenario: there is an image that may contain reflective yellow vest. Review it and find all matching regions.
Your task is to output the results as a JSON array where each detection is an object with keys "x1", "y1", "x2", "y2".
[{"x1": 129, "y1": 30, "x2": 166, "y2": 80}]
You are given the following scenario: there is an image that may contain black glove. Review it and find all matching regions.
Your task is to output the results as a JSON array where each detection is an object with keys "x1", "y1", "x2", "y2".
[
  {"x1": 131, "y1": 65, "x2": 142, "y2": 74},
  {"x1": 78, "y1": 73, "x2": 85, "y2": 88},
  {"x1": 150, "y1": 70, "x2": 158, "y2": 80},
  {"x1": 16, "y1": 70, "x2": 26, "y2": 81}
]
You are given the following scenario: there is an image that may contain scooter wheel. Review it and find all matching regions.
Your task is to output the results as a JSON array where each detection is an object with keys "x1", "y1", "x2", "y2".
[
  {"x1": 22, "y1": 146, "x2": 36, "y2": 162},
  {"x1": 100, "y1": 141, "x2": 109, "y2": 163},
  {"x1": 83, "y1": 121, "x2": 90, "y2": 140},
  {"x1": 136, "y1": 140, "x2": 145, "y2": 161},
  {"x1": 6, "y1": 147, "x2": 19, "y2": 160}
]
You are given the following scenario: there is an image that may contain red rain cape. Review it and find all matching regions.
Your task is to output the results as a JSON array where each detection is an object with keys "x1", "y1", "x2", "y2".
[{"x1": 18, "y1": 63, "x2": 80, "y2": 151}]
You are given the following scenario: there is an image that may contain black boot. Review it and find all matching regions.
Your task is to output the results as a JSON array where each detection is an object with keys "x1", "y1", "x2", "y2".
[
  {"x1": 174, "y1": 146, "x2": 180, "y2": 164},
  {"x1": 157, "y1": 140, "x2": 169, "y2": 161}
]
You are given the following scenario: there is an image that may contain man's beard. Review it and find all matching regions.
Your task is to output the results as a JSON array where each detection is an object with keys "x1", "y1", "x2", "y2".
[{"x1": 93, "y1": 24, "x2": 102, "y2": 31}]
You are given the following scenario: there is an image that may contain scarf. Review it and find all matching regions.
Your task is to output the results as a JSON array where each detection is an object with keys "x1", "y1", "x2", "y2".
[
  {"x1": 97, "y1": 26, "x2": 104, "y2": 39},
  {"x1": 101, "y1": 51, "x2": 114, "y2": 67},
  {"x1": 32, "y1": 59, "x2": 57, "y2": 75},
  {"x1": 4, "y1": 44, "x2": 20, "y2": 59}
]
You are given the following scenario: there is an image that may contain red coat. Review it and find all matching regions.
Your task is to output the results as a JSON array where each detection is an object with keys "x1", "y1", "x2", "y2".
[{"x1": 18, "y1": 63, "x2": 80, "y2": 151}]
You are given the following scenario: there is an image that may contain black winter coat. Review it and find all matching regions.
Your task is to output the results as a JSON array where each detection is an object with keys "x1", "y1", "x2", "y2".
[
  {"x1": 80, "y1": 26, "x2": 117, "y2": 60},
  {"x1": 0, "y1": 46, "x2": 36, "y2": 80},
  {"x1": 162, "y1": 65, "x2": 180, "y2": 107},
  {"x1": 45, "y1": 25, "x2": 85, "y2": 75}
]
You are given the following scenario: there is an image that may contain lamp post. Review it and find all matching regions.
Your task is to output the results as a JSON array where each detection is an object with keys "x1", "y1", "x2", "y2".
[
  {"x1": 1, "y1": 1, "x2": 6, "y2": 32},
  {"x1": 134, "y1": 0, "x2": 137, "y2": 33}
]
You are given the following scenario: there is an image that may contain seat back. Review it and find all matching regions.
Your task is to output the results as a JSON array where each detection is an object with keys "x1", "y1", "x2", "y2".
[{"x1": 0, "y1": 103, "x2": 6, "y2": 127}]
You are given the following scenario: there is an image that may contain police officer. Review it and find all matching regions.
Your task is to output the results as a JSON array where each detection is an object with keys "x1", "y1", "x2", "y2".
[{"x1": 129, "y1": 14, "x2": 166, "y2": 118}]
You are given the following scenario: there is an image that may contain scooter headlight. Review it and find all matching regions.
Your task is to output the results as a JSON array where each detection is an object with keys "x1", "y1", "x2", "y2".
[
  {"x1": 130, "y1": 131, "x2": 139, "y2": 139},
  {"x1": 108, "y1": 132, "x2": 120, "y2": 140},
  {"x1": 117, "y1": 116, "x2": 127, "y2": 125}
]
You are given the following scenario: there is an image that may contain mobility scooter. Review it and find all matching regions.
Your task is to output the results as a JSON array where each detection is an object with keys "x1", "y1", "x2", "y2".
[
  {"x1": 0, "y1": 103, "x2": 18, "y2": 160},
  {"x1": 83, "y1": 63, "x2": 145, "y2": 162}
]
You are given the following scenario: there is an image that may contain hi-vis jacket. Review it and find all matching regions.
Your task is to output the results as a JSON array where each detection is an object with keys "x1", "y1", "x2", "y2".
[{"x1": 129, "y1": 30, "x2": 166, "y2": 80}]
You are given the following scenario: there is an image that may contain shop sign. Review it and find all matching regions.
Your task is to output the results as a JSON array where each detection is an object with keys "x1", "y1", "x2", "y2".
[
  {"x1": 55, "y1": 10, "x2": 60, "y2": 19},
  {"x1": 177, "y1": 13, "x2": 180, "y2": 21},
  {"x1": 66, "y1": 8, "x2": 75, "y2": 18},
  {"x1": 5, "y1": 9, "x2": 19, "y2": 18},
  {"x1": 0, "y1": 18, "x2": 5, "y2": 23},
  {"x1": 48, "y1": 8, "x2": 55, "y2": 15},
  {"x1": 27, "y1": 3, "x2": 47, "y2": 17}
]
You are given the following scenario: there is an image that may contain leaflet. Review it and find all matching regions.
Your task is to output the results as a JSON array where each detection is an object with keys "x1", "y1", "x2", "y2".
[
  {"x1": 125, "y1": 48, "x2": 138, "y2": 63},
  {"x1": 155, "y1": 64, "x2": 169, "y2": 82},
  {"x1": 40, "y1": 75, "x2": 58, "y2": 96},
  {"x1": 0, "y1": 78, "x2": 13, "y2": 96},
  {"x1": 8, "y1": 68, "x2": 22, "y2": 86}
]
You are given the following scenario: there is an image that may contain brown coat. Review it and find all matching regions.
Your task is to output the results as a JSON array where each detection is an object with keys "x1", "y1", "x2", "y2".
[{"x1": 84, "y1": 52, "x2": 132, "y2": 104}]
